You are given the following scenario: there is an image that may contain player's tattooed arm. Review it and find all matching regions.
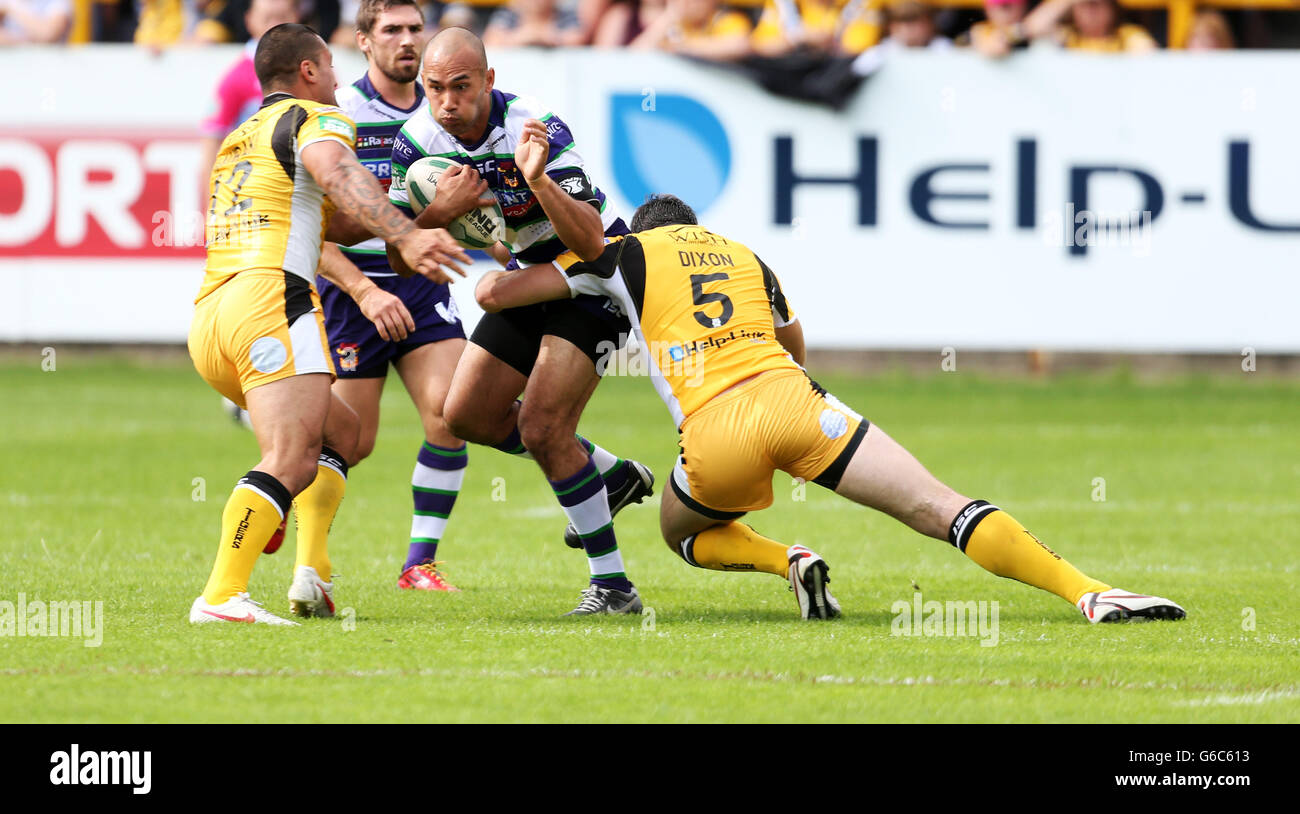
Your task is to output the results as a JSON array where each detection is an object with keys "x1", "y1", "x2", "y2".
[
  {"x1": 314, "y1": 155, "x2": 416, "y2": 245},
  {"x1": 476, "y1": 265, "x2": 571, "y2": 313},
  {"x1": 302, "y1": 140, "x2": 470, "y2": 283}
]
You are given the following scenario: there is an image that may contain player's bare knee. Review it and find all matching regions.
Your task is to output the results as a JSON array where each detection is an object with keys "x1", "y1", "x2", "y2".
[
  {"x1": 353, "y1": 431, "x2": 377, "y2": 464},
  {"x1": 421, "y1": 409, "x2": 460, "y2": 449},
  {"x1": 330, "y1": 423, "x2": 362, "y2": 467},
  {"x1": 267, "y1": 447, "x2": 322, "y2": 495},
  {"x1": 444, "y1": 397, "x2": 496, "y2": 445},
  {"x1": 517, "y1": 405, "x2": 571, "y2": 457}
]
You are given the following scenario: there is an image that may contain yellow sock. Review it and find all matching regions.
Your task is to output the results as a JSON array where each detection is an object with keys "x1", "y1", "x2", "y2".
[
  {"x1": 202, "y1": 474, "x2": 291, "y2": 604},
  {"x1": 953, "y1": 502, "x2": 1110, "y2": 604},
  {"x1": 684, "y1": 522, "x2": 791, "y2": 577},
  {"x1": 292, "y1": 449, "x2": 348, "y2": 581}
]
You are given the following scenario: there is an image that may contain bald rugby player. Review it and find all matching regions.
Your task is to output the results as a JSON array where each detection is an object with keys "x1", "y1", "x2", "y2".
[{"x1": 387, "y1": 28, "x2": 653, "y2": 615}]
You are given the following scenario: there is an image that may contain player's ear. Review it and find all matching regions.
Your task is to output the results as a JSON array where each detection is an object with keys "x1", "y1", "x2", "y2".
[
  {"x1": 484, "y1": 67, "x2": 495, "y2": 94},
  {"x1": 356, "y1": 30, "x2": 368, "y2": 57}
]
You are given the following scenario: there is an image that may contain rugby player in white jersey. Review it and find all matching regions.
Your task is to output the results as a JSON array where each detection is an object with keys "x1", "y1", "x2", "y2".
[
  {"x1": 318, "y1": 0, "x2": 486, "y2": 592},
  {"x1": 387, "y1": 28, "x2": 653, "y2": 615}
]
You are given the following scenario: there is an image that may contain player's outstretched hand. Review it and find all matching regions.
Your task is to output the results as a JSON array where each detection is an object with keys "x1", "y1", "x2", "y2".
[
  {"x1": 395, "y1": 228, "x2": 471, "y2": 284},
  {"x1": 357, "y1": 286, "x2": 415, "y2": 342},
  {"x1": 515, "y1": 119, "x2": 550, "y2": 185},
  {"x1": 435, "y1": 164, "x2": 498, "y2": 220}
]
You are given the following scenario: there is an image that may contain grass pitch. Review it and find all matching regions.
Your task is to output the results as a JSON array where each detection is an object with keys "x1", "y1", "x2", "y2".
[{"x1": 2, "y1": 351, "x2": 1298, "y2": 723}]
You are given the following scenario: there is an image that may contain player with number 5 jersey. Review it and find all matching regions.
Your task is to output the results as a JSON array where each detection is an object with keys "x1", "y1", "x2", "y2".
[{"x1": 475, "y1": 194, "x2": 1187, "y2": 625}]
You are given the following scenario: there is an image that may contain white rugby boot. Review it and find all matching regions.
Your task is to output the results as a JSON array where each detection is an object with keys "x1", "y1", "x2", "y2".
[
  {"x1": 190, "y1": 592, "x2": 299, "y2": 626},
  {"x1": 1077, "y1": 588, "x2": 1185, "y2": 623},
  {"x1": 788, "y1": 545, "x2": 841, "y2": 620},
  {"x1": 287, "y1": 565, "x2": 336, "y2": 618}
]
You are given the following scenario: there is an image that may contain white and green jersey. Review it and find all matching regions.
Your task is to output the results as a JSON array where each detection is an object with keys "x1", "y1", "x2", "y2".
[
  {"x1": 389, "y1": 89, "x2": 624, "y2": 266},
  {"x1": 334, "y1": 73, "x2": 425, "y2": 277}
]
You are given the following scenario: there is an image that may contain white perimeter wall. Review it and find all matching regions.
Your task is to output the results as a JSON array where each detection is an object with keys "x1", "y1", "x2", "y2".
[{"x1": 2, "y1": 45, "x2": 1298, "y2": 351}]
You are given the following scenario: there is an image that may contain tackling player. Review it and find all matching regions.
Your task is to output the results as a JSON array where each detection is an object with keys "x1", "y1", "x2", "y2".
[
  {"x1": 322, "y1": 0, "x2": 478, "y2": 592},
  {"x1": 188, "y1": 22, "x2": 468, "y2": 626},
  {"x1": 387, "y1": 28, "x2": 653, "y2": 615},
  {"x1": 474, "y1": 194, "x2": 1187, "y2": 624}
]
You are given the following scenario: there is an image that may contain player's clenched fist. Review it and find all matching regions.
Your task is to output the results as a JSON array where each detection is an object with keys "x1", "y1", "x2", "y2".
[
  {"x1": 432, "y1": 164, "x2": 497, "y2": 222},
  {"x1": 394, "y1": 228, "x2": 471, "y2": 284},
  {"x1": 515, "y1": 119, "x2": 550, "y2": 185}
]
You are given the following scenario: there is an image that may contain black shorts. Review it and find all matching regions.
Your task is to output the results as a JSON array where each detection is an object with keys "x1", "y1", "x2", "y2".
[{"x1": 470, "y1": 294, "x2": 630, "y2": 377}]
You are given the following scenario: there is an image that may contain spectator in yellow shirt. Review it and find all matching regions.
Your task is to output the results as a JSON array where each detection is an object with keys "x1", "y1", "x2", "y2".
[
  {"x1": 750, "y1": 0, "x2": 882, "y2": 57},
  {"x1": 630, "y1": 0, "x2": 752, "y2": 61},
  {"x1": 1024, "y1": 0, "x2": 1157, "y2": 52},
  {"x1": 135, "y1": 0, "x2": 189, "y2": 46},
  {"x1": 958, "y1": 0, "x2": 1029, "y2": 58}
]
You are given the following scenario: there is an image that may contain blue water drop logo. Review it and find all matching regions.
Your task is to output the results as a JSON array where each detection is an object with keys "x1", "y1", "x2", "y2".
[{"x1": 610, "y1": 93, "x2": 731, "y2": 215}]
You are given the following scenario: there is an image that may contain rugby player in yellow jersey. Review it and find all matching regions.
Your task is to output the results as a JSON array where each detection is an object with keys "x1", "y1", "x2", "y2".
[
  {"x1": 475, "y1": 195, "x2": 1187, "y2": 623},
  {"x1": 188, "y1": 22, "x2": 469, "y2": 626}
]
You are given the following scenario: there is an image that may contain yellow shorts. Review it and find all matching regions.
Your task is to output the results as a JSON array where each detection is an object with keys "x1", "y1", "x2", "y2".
[
  {"x1": 672, "y1": 368, "x2": 869, "y2": 518},
  {"x1": 188, "y1": 269, "x2": 335, "y2": 408}
]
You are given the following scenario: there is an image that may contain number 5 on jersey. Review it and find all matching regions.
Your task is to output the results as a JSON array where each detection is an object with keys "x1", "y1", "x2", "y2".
[{"x1": 691, "y1": 273, "x2": 733, "y2": 329}]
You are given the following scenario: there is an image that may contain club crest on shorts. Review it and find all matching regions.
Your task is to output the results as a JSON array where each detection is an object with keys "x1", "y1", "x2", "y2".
[
  {"x1": 336, "y1": 342, "x2": 360, "y2": 373},
  {"x1": 435, "y1": 298, "x2": 461, "y2": 325}
]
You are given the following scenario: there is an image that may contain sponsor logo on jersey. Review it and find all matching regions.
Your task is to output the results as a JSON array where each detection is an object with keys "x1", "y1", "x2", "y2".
[
  {"x1": 361, "y1": 160, "x2": 392, "y2": 182},
  {"x1": 667, "y1": 327, "x2": 769, "y2": 362},
  {"x1": 558, "y1": 176, "x2": 586, "y2": 196},
  {"x1": 357, "y1": 133, "x2": 395, "y2": 151},
  {"x1": 319, "y1": 116, "x2": 356, "y2": 139}
]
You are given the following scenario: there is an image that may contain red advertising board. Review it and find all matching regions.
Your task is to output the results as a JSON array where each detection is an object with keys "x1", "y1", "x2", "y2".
[{"x1": 0, "y1": 131, "x2": 207, "y2": 259}]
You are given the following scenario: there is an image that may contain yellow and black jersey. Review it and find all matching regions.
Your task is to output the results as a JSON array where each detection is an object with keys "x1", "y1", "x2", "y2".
[
  {"x1": 198, "y1": 92, "x2": 357, "y2": 303},
  {"x1": 553, "y1": 225, "x2": 799, "y2": 426}
]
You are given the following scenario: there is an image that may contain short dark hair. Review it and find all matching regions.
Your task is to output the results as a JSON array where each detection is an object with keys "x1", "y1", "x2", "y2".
[
  {"x1": 356, "y1": 0, "x2": 423, "y2": 36},
  {"x1": 630, "y1": 194, "x2": 698, "y2": 232},
  {"x1": 255, "y1": 23, "x2": 326, "y2": 91}
]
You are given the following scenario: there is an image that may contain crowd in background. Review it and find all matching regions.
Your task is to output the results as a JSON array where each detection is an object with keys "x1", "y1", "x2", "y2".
[{"x1": 2, "y1": 0, "x2": 1296, "y2": 50}]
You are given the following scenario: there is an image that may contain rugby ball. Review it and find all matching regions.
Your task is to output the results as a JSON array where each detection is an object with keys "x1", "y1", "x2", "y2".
[{"x1": 404, "y1": 156, "x2": 505, "y2": 250}]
